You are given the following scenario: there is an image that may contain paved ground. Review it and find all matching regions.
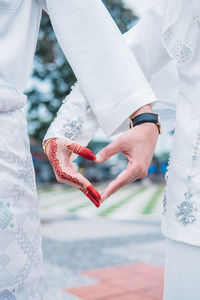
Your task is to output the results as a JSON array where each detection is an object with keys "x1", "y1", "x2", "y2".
[
  {"x1": 39, "y1": 181, "x2": 164, "y2": 221},
  {"x1": 39, "y1": 182, "x2": 166, "y2": 299},
  {"x1": 67, "y1": 263, "x2": 164, "y2": 300}
]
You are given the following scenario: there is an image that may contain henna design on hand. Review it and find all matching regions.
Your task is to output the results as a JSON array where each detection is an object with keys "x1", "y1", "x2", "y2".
[
  {"x1": 47, "y1": 139, "x2": 100, "y2": 207},
  {"x1": 80, "y1": 185, "x2": 100, "y2": 207},
  {"x1": 66, "y1": 142, "x2": 96, "y2": 161},
  {"x1": 48, "y1": 139, "x2": 84, "y2": 188}
]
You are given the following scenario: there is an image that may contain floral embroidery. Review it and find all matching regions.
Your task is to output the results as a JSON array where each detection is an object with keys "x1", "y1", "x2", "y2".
[
  {"x1": 63, "y1": 118, "x2": 83, "y2": 140},
  {"x1": 175, "y1": 201, "x2": 197, "y2": 226},
  {"x1": 161, "y1": 0, "x2": 199, "y2": 66},
  {"x1": 175, "y1": 134, "x2": 200, "y2": 225},
  {"x1": 184, "y1": 186, "x2": 193, "y2": 200}
]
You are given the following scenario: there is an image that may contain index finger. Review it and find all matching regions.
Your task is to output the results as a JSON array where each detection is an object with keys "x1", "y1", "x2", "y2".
[{"x1": 65, "y1": 142, "x2": 96, "y2": 161}]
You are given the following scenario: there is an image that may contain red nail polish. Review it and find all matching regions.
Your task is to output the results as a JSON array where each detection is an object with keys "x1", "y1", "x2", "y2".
[
  {"x1": 87, "y1": 185, "x2": 101, "y2": 201},
  {"x1": 87, "y1": 193, "x2": 100, "y2": 207},
  {"x1": 79, "y1": 148, "x2": 96, "y2": 161}
]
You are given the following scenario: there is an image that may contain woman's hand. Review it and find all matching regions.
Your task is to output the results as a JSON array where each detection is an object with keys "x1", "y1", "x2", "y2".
[
  {"x1": 45, "y1": 138, "x2": 100, "y2": 207},
  {"x1": 96, "y1": 122, "x2": 159, "y2": 202}
]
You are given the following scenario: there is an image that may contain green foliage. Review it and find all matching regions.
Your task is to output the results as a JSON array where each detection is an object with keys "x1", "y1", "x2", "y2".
[{"x1": 27, "y1": 1, "x2": 137, "y2": 141}]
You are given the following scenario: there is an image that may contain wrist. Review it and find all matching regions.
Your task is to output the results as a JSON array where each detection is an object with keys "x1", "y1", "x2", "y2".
[
  {"x1": 43, "y1": 138, "x2": 55, "y2": 155},
  {"x1": 129, "y1": 111, "x2": 162, "y2": 135},
  {"x1": 130, "y1": 104, "x2": 153, "y2": 119}
]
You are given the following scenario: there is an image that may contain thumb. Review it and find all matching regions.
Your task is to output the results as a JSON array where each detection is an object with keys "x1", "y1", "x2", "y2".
[{"x1": 96, "y1": 140, "x2": 121, "y2": 163}]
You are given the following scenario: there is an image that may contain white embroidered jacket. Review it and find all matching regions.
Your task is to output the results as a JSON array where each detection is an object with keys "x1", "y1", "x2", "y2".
[
  {"x1": 0, "y1": 0, "x2": 156, "y2": 136},
  {"x1": 46, "y1": 0, "x2": 200, "y2": 246}
]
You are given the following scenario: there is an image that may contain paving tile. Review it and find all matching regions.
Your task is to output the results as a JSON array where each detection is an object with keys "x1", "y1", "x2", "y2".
[
  {"x1": 83, "y1": 264, "x2": 135, "y2": 280},
  {"x1": 131, "y1": 263, "x2": 164, "y2": 281},
  {"x1": 66, "y1": 263, "x2": 164, "y2": 300},
  {"x1": 105, "y1": 273, "x2": 157, "y2": 292},
  {"x1": 139, "y1": 284, "x2": 164, "y2": 300},
  {"x1": 115, "y1": 263, "x2": 163, "y2": 279},
  {"x1": 65, "y1": 283, "x2": 128, "y2": 300},
  {"x1": 83, "y1": 263, "x2": 164, "y2": 282},
  {"x1": 99, "y1": 292, "x2": 154, "y2": 300}
]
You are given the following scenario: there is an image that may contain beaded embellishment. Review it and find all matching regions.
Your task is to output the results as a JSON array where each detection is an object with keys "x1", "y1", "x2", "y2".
[
  {"x1": 62, "y1": 83, "x2": 78, "y2": 104},
  {"x1": 175, "y1": 133, "x2": 200, "y2": 226},
  {"x1": 176, "y1": 200, "x2": 197, "y2": 226},
  {"x1": 162, "y1": 189, "x2": 167, "y2": 216},
  {"x1": 162, "y1": 153, "x2": 171, "y2": 216},
  {"x1": 63, "y1": 118, "x2": 83, "y2": 140}
]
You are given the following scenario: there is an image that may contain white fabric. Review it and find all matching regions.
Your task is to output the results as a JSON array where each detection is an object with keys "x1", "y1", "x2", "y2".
[
  {"x1": 0, "y1": 82, "x2": 27, "y2": 112},
  {"x1": 0, "y1": 1, "x2": 41, "y2": 91},
  {"x1": 0, "y1": 0, "x2": 157, "y2": 135},
  {"x1": 48, "y1": 0, "x2": 200, "y2": 246},
  {"x1": 0, "y1": 108, "x2": 44, "y2": 298},
  {"x1": 45, "y1": 0, "x2": 176, "y2": 147},
  {"x1": 129, "y1": 0, "x2": 200, "y2": 246},
  {"x1": 164, "y1": 238, "x2": 200, "y2": 299},
  {"x1": 44, "y1": 83, "x2": 98, "y2": 160},
  {"x1": 45, "y1": 0, "x2": 174, "y2": 146},
  {"x1": 162, "y1": 0, "x2": 200, "y2": 66}
]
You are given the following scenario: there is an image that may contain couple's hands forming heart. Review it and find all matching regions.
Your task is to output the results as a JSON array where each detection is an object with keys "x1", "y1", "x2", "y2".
[{"x1": 45, "y1": 122, "x2": 159, "y2": 208}]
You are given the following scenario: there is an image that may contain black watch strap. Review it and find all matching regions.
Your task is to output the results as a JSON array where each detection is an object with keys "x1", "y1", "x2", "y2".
[{"x1": 130, "y1": 113, "x2": 161, "y2": 134}]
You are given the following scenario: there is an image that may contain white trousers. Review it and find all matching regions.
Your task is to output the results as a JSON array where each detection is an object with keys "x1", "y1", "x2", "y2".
[
  {"x1": 0, "y1": 108, "x2": 44, "y2": 299},
  {"x1": 164, "y1": 238, "x2": 200, "y2": 300}
]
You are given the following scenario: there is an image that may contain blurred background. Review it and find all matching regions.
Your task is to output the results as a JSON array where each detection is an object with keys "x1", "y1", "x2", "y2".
[{"x1": 27, "y1": 0, "x2": 174, "y2": 298}]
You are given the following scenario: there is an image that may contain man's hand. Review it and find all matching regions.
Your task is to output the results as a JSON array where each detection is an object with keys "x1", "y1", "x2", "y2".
[
  {"x1": 96, "y1": 105, "x2": 159, "y2": 202},
  {"x1": 45, "y1": 138, "x2": 100, "y2": 207}
]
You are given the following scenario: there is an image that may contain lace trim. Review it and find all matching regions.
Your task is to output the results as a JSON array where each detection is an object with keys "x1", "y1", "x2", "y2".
[{"x1": 161, "y1": 0, "x2": 200, "y2": 66}]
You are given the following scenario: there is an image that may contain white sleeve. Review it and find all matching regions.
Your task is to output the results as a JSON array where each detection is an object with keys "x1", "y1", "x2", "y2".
[
  {"x1": 124, "y1": 0, "x2": 170, "y2": 82},
  {"x1": 44, "y1": 0, "x2": 174, "y2": 149},
  {"x1": 124, "y1": 0, "x2": 177, "y2": 133},
  {"x1": 43, "y1": 83, "x2": 98, "y2": 147},
  {"x1": 44, "y1": 0, "x2": 157, "y2": 137}
]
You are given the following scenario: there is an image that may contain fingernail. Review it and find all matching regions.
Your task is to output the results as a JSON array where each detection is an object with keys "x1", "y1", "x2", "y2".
[
  {"x1": 87, "y1": 193, "x2": 100, "y2": 207},
  {"x1": 96, "y1": 153, "x2": 102, "y2": 162},
  {"x1": 79, "y1": 148, "x2": 96, "y2": 161},
  {"x1": 87, "y1": 185, "x2": 101, "y2": 201}
]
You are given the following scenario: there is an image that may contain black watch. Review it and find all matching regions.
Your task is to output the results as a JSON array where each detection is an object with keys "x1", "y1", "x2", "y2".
[{"x1": 129, "y1": 113, "x2": 162, "y2": 134}]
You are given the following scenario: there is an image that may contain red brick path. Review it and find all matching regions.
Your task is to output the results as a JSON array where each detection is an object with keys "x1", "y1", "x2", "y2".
[{"x1": 65, "y1": 263, "x2": 164, "y2": 300}]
